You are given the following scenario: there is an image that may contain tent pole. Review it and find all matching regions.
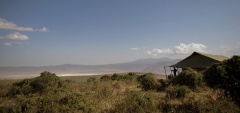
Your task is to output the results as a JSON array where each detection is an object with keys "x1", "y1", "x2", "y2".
[
  {"x1": 170, "y1": 67, "x2": 172, "y2": 74},
  {"x1": 164, "y1": 66, "x2": 167, "y2": 80}
]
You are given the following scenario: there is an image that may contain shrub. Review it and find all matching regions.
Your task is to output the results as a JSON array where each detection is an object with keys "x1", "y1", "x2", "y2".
[
  {"x1": 204, "y1": 55, "x2": 240, "y2": 106},
  {"x1": 165, "y1": 85, "x2": 191, "y2": 98},
  {"x1": 204, "y1": 63, "x2": 226, "y2": 88},
  {"x1": 128, "y1": 72, "x2": 136, "y2": 76},
  {"x1": 198, "y1": 98, "x2": 240, "y2": 113},
  {"x1": 87, "y1": 77, "x2": 97, "y2": 83},
  {"x1": 9, "y1": 79, "x2": 32, "y2": 96},
  {"x1": 137, "y1": 73, "x2": 160, "y2": 91},
  {"x1": 30, "y1": 71, "x2": 61, "y2": 93},
  {"x1": 2, "y1": 71, "x2": 240, "y2": 113},
  {"x1": 160, "y1": 97, "x2": 240, "y2": 113},
  {"x1": 167, "y1": 74, "x2": 174, "y2": 80},
  {"x1": 0, "y1": 80, "x2": 14, "y2": 97},
  {"x1": 111, "y1": 73, "x2": 122, "y2": 81},
  {"x1": 172, "y1": 68, "x2": 203, "y2": 89},
  {"x1": 110, "y1": 91, "x2": 157, "y2": 113},
  {"x1": 8, "y1": 71, "x2": 64, "y2": 96},
  {"x1": 100, "y1": 75, "x2": 111, "y2": 82},
  {"x1": 115, "y1": 73, "x2": 138, "y2": 82},
  {"x1": 59, "y1": 93, "x2": 91, "y2": 112},
  {"x1": 158, "y1": 79, "x2": 168, "y2": 91}
]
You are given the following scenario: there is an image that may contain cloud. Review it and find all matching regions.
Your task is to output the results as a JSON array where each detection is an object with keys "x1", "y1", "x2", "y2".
[
  {"x1": 0, "y1": 18, "x2": 48, "y2": 32},
  {"x1": 38, "y1": 27, "x2": 48, "y2": 32},
  {"x1": 130, "y1": 47, "x2": 147, "y2": 54},
  {"x1": 147, "y1": 43, "x2": 207, "y2": 56},
  {"x1": 174, "y1": 43, "x2": 207, "y2": 54},
  {"x1": 3, "y1": 42, "x2": 22, "y2": 46},
  {"x1": 130, "y1": 48, "x2": 140, "y2": 51},
  {"x1": 147, "y1": 48, "x2": 174, "y2": 56},
  {"x1": 0, "y1": 32, "x2": 29, "y2": 40},
  {"x1": 0, "y1": 18, "x2": 34, "y2": 31},
  {"x1": 130, "y1": 47, "x2": 146, "y2": 51},
  {"x1": 3, "y1": 42, "x2": 12, "y2": 46}
]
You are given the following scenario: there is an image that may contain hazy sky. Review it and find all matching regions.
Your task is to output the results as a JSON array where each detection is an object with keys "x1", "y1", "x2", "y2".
[{"x1": 0, "y1": 0, "x2": 240, "y2": 67}]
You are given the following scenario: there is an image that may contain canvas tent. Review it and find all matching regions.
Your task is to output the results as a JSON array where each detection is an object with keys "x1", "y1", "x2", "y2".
[{"x1": 170, "y1": 52, "x2": 228, "y2": 71}]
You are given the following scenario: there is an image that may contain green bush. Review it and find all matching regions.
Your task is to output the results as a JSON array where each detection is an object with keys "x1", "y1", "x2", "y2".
[
  {"x1": 111, "y1": 73, "x2": 137, "y2": 81},
  {"x1": 59, "y1": 93, "x2": 92, "y2": 112},
  {"x1": 161, "y1": 101, "x2": 199, "y2": 113},
  {"x1": 111, "y1": 73, "x2": 122, "y2": 81},
  {"x1": 110, "y1": 91, "x2": 157, "y2": 113},
  {"x1": 128, "y1": 72, "x2": 136, "y2": 76},
  {"x1": 2, "y1": 71, "x2": 240, "y2": 112},
  {"x1": 158, "y1": 79, "x2": 167, "y2": 91},
  {"x1": 0, "y1": 80, "x2": 14, "y2": 97},
  {"x1": 87, "y1": 77, "x2": 97, "y2": 83},
  {"x1": 167, "y1": 74, "x2": 174, "y2": 80},
  {"x1": 137, "y1": 73, "x2": 160, "y2": 91},
  {"x1": 166, "y1": 85, "x2": 191, "y2": 98},
  {"x1": 8, "y1": 71, "x2": 64, "y2": 96},
  {"x1": 172, "y1": 68, "x2": 203, "y2": 89},
  {"x1": 30, "y1": 71, "x2": 61, "y2": 92},
  {"x1": 160, "y1": 98, "x2": 240, "y2": 113},
  {"x1": 9, "y1": 79, "x2": 32, "y2": 96},
  {"x1": 204, "y1": 63, "x2": 225, "y2": 88},
  {"x1": 204, "y1": 55, "x2": 240, "y2": 106},
  {"x1": 100, "y1": 75, "x2": 112, "y2": 82}
]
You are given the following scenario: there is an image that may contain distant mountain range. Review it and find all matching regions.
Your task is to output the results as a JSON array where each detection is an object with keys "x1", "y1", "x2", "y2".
[{"x1": 0, "y1": 57, "x2": 181, "y2": 79}]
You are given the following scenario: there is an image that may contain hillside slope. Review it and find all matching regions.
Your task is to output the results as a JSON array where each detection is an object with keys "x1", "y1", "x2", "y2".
[
  {"x1": 142, "y1": 59, "x2": 181, "y2": 74},
  {"x1": 0, "y1": 58, "x2": 180, "y2": 79}
]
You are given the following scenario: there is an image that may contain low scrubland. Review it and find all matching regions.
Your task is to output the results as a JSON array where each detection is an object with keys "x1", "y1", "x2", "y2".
[{"x1": 1, "y1": 56, "x2": 240, "y2": 113}]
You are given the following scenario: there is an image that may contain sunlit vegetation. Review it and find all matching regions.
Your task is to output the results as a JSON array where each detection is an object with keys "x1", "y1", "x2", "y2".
[{"x1": 1, "y1": 56, "x2": 240, "y2": 113}]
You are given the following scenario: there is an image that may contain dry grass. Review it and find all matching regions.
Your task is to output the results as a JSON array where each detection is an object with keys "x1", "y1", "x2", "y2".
[
  {"x1": 1, "y1": 72, "x2": 239, "y2": 113},
  {"x1": 60, "y1": 75, "x2": 104, "y2": 82}
]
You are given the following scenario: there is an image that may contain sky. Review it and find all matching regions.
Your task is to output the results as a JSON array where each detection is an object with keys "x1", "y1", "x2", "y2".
[{"x1": 0, "y1": 0, "x2": 240, "y2": 67}]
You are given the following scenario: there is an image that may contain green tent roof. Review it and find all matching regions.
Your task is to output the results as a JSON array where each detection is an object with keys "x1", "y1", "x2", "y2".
[{"x1": 170, "y1": 52, "x2": 228, "y2": 68}]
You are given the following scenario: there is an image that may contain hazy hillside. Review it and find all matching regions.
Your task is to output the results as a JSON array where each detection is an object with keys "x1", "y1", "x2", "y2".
[
  {"x1": 0, "y1": 57, "x2": 181, "y2": 79},
  {"x1": 142, "y1": 59, "x2": 181, "y2": 74}
]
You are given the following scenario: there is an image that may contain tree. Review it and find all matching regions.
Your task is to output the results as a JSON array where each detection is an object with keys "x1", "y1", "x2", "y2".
[
  {"x1": 111, "y1": 73, "x2": 122, "y2": 80},
  {"x1": 171, "y1": 68, "x2": 202, "y2": 89},
  {"x1": 137, "y1": 73, "x2": 160, "y2": 91},
  {"x1": 204, "y1": 56, "x2": 240, "y2": 106},
  {"x1": 100, "y1": 75, "x2": 111, "y2": 81},
  {"x1": 8, "y1": 71, "x2": 62, "y2": 96}
]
